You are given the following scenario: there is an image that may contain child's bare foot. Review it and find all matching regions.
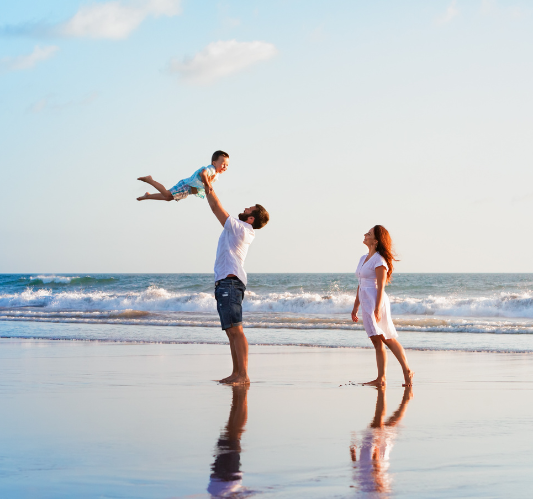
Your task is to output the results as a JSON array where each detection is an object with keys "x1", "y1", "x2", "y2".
[
  {"x1": 402, "y1": 370, "x2": 415, "y2": 387},
  {"x1": 137, "y1": 192, "x2": 150, "y2": 201},
  {"x1": 137, "y1": 175, "x2": 153, "y2": 183},
  {"x1": 362, "y1": 378, "x2": 386, "y2": 387}
]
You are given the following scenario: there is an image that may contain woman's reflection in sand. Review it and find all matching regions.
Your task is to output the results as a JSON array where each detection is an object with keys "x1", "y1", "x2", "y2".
[
  {"x1": 208, "y1": 385, "x2": 252, "y2": 498},
  {"x1": 350, "y1": 386, "x2": 413, "y2": 496}
]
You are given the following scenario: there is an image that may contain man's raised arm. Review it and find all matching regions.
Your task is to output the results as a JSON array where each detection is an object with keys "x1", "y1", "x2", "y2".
[{"x1": 207, "y1": 189, "x2": 230, "y2": 227}]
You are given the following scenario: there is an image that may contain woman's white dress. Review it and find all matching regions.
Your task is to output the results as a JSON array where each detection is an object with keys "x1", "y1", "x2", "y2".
[{"x1": 356, "y1": 253, "x2": 398, "y2": 339}]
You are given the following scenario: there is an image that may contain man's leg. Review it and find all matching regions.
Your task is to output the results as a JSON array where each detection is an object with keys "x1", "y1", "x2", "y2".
[
  {"x1": 222, "y1": 325, "x2": 249, "y2": 385},
  {"x1": 219, "y1": 331, "x2": 239, "y2": 383}
]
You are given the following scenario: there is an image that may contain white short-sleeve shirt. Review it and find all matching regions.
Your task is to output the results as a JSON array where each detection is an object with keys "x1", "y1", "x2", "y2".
[{"x1": 214, "y1": 216, "x2": 255, "y2": 286}]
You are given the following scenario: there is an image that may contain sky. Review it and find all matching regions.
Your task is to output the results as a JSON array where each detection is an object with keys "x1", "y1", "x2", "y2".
[{"x1": 1, "y1": 0, "x2": 532, "y2": 273}]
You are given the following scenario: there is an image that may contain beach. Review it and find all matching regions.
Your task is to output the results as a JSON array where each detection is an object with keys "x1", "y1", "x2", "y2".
[
  {"x1": 4, "y1": 0, "x2": 533, "y2": 496},
  {"x1": 1, "y1": 333, "x2": 532, "y2": 498}
]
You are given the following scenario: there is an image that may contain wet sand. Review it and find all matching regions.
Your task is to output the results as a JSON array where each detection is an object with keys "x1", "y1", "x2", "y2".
[{"x1": 0, "y1": 338, "x2": 532, "y2": 498}]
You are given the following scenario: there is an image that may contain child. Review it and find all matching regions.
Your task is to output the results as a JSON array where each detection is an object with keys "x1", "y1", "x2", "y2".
[{"x1": 137, "y1": 150, "x2": 229, "y2": 202}]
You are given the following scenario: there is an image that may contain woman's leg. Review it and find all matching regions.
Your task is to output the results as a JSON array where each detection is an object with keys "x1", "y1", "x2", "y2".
[
  {"x1": 363, "y1": 335, "x2": 387, "y2": 386},
  {"x1": 137, "y1": 176, "x2": 173, "y2": 200},
  {"x1": 382, "y1": 338, "x2": 414, "y2": 386}
]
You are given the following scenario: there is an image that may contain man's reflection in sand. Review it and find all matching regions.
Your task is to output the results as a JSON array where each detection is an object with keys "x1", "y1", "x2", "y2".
[
  {"x1": 350, "y1": 386, "x2": 413, "y2": 496},
  {"x1": 208, "y1": 385, "x2": 251, "y2": 498}
]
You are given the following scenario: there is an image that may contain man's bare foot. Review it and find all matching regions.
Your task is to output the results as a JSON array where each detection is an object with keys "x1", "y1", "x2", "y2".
[
  {"x1": 219, "y1": 374, "x2": 238, "y2": 383},
  {"x1": 228, "y1": 375, "x2": 250, "y2": 386},
  {"x1": 362, "y1": 378, "x2": 386, "y2": 386},
  {"x1": 137, "y1": 192, "x2": 150, "y2": 201},
  {"x1": 402, "y1": 370, "x2": 415, "y2": 387},
  {"x1": 137, "y1": 175, "x2": 153, "y2": 183}
]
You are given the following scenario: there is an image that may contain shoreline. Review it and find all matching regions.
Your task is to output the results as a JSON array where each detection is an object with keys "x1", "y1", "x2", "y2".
[
  {"x1": 3, "y1": 319, "x2": 533, "y2": 353},
  {"x1": 2, "y1": 335, "x2": 533, "y2": 355}
]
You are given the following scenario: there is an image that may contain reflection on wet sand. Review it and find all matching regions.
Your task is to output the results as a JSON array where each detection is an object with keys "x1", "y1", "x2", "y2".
[
  {"x1": 350, "y1": 386, "x2": 413, "y2": 496},
  {"x1": 208, "y1": 385, "x2": 251, "y2": 498}
]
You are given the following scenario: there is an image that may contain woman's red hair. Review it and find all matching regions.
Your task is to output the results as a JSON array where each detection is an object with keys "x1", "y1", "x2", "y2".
[{"x1": 373, "y1": 225, "x2": 398, "y2": 283}]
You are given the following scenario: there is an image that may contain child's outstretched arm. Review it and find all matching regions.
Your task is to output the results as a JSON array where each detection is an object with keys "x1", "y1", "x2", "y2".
[
  {"x1": 199, "y1": 168, "x2": 213, "y2": 195},
  {"x1": 206, "y1": 189, "x2": 229, "y2": 227}
]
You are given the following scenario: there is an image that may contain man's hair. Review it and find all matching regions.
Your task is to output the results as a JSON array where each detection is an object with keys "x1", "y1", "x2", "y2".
[
  {"x1": 212, "y1": 150, "x2": 229, "y2": 163},
  {"x1": 250, "y1": 204, "x2": 269, "y2": 230}
]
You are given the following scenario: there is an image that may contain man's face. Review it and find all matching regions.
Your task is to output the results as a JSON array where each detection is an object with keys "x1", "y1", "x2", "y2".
[
  {"x1": 238, "y1": 205, "x2": 257, "y2": 224},
  {"x1": 213, "y1": 156, "x2": 229, "y2": 173}
]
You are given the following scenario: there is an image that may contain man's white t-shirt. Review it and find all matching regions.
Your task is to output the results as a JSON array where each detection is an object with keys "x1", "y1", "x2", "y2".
[{"x1": 214, "y1": 216, "x2": 255, "y2": 286}]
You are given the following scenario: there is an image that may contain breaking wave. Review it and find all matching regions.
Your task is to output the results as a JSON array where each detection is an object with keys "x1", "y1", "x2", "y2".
[{"x1": 2, "y1": 287, "x2": 533, "y2": 318}]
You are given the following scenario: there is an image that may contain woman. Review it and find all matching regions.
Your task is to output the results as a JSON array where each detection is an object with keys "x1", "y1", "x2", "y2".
[{"x1": 352, "y1": 225, "x2": 414, "y2": 386}]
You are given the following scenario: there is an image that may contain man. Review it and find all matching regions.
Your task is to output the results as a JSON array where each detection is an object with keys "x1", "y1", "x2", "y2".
[{"x1": 207, "y1": 189, "x2": 269, "y2": 385}]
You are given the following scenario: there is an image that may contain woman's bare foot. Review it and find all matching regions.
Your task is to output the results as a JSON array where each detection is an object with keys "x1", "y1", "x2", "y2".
[
  {"x1": 402, "y1": 385, "x2": 414, "y2": 400},
  {"x1": 402, "y1": 370, "x2": 415, "y2": 387},
  {"x1": 137, "y1": 192, "x2": 150, "y2": 201},
  {"x1": 362, "y1": 378, "x2": 386, "y2": 386},
  {"x1": 137, "y1": 175, "x2": 153, "y2": 183}
]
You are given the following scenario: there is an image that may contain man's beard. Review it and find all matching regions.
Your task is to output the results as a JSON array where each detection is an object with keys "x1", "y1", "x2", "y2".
[{"x1": 238, "y1": 212, "x2": 250, "y2": 222}]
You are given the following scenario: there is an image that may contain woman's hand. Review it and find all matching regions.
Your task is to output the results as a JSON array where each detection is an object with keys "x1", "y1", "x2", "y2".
[
  {"x1": 204, "y1": 182, "x2": 212, "y2": 195},
  {"x1": 374, "y1": 308, "x2": 382, "y2": 322},
  {"x1": 351, "y1": 308, "x2": 359, "y2": 322}
]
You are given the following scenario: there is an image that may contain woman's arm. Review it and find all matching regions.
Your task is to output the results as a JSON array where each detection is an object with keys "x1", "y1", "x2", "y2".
[
  {"x1": 374, "y1": 266, "x2": 387, "y2": 322},
  {"x1": 351, "y1": 286, "x2": 360, "y2": 322}
]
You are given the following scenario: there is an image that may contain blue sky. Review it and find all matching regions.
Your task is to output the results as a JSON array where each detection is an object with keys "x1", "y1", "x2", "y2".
[{"x1": 1, "y1": 0, "x2": 532, "y2": 273}]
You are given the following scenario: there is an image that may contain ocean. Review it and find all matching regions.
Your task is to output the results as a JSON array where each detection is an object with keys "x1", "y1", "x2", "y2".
[{"x1": 2, "y1": 273, "x2": 533, "y2": 352}]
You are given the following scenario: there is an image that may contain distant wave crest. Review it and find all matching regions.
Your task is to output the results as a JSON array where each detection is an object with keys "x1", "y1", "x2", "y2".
[{"x1": 25, "y1": 275, "x2": 115, "y2": 286}]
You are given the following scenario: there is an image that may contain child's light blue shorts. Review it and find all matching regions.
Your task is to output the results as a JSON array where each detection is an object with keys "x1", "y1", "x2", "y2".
[{"x1": 169, "y1": 180, "x2": 191, "y2": 202}]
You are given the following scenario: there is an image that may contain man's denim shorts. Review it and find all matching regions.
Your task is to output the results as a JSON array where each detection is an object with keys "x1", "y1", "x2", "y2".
[{"x1": 214, "y1": 277, "x2": 246, "y2": 330}]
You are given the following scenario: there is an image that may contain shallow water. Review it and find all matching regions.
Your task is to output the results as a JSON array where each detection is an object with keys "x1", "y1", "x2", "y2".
[
  {"x1": 3, "y1": 320, "x2": 533, "y2": 353},
  {"x1": 0, "y1": 339, "x2": 532, "y2": 498}
]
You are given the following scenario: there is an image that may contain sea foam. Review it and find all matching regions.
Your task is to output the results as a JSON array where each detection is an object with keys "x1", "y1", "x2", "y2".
[{"x1": 2, "y1": 287, "x2": 533, "y2": 318}]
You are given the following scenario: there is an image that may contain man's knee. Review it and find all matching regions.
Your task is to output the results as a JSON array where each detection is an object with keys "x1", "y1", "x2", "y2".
[{"x1": 226, "y1": 325, "x2": 244, "y2": 338}]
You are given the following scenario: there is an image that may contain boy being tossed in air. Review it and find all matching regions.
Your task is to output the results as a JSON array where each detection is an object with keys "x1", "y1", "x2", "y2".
[{"x1": 137, "y1": 150, "x2": 229, "y2": 203}]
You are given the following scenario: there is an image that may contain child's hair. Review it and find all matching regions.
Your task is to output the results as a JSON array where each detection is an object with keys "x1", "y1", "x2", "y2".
[
  {"x1": 212, "y1": 150, "x2": 229, "y2": 163},
  {"x1": 250, "y1": 204, "x2": 269, "y2": 230}
]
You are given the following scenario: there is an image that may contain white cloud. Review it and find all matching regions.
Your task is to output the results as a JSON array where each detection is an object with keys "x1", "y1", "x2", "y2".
[
  {"x1": 481, "y1": 0, "x2": 529, "y2": 19},
  {"x1": 169, "y1": 40, "x2": 277, "y2": 85},
  {"x1": 59, "y1": 0, "x2": 181, "y2": 39},
  {"x1": 28, "y1": 91, "x2": 99, "y2": 113},
  {"x1": 438, "y1": 0, "x2": 459, "y2": 24},
  {"x1": 0, "y1": 45, "x2": 58, "y2": 72},
  {"x1": 481, "y1": 0, "x2": 497, "y2": 16},
  {"x1": 309, "y1": 24, "x2": 326, "y2": 42}
]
